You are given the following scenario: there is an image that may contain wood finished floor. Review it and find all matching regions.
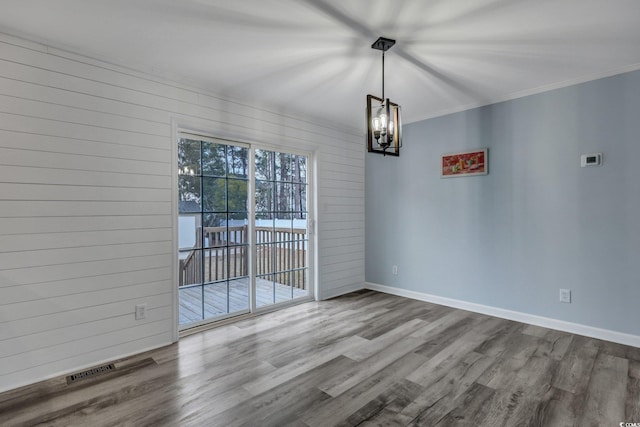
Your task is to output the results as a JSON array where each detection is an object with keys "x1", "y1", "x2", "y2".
[{"x1": 1, "y1": 290, "x2": 639, "y2": 426}]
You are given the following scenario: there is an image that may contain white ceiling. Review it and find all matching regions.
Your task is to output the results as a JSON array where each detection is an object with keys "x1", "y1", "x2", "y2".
[{"x1": 1, "y1": 0, "x2": 640, "y2": 130}]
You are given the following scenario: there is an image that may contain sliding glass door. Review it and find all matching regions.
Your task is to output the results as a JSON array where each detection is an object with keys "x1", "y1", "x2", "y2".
[{"x1": 177, "y1": 134, "x2": 311, "y2": 328}]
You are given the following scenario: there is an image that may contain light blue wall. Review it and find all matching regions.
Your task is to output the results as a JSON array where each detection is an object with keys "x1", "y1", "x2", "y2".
[{"x1": 365, "y1": 70, "x2": 640, "y2": 336}]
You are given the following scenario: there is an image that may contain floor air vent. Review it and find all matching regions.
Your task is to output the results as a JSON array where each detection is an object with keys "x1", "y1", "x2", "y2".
[{"x1": 66, "y1": 363, "x2": 115, "y2": 384}]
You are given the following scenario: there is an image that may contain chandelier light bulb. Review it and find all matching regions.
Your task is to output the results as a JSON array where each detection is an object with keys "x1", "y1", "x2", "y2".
[
  {"x1": 379, "y1": 112, "x2": 387, "y2": 132},
  {"x1": 372, "y1": 116, "x2": 381, "y2": 131}
]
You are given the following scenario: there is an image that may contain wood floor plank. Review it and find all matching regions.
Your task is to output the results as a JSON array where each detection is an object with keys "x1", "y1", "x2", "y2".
[
  {"x1": 408, "y1": 310, "x2": 469, "y2": 340},
  {"x1": 599, "y1": 340, "x2": 640, "y2": 362},
  {"x1": 409, "y1": 382, "x2": 496, "y2": 426},
  {"x1": 552, "y1": 335, "x2": 600, "y2": 394},
  {"x1": 359, "y1": 409, "x2": 411, "y2": 427},
  {"x1": 479, "y1": 389, "x2": 537, "y2": 427},
  {"x1": 412, "y1": 316, "x2": 477, "y2": 358},
  {"x1": 476, "y1": 332, "x2": 545, "y2": 390},
  {"x1": 528, "y1": 386, "x2": 582, "y2": 427},
  {"x1": 479, "y1": 355, "x2": 558, "y2": 427},
  {"x1": 627, "y1": 376, "x2": 640, "y2": 423},
  {"x1": 301, "y1": 352, "x2": 429, "y2": 427},
  {"x1": 207, "y1": 355, "x2": 354, "y2": 427},
  {"x1": 342, "y1": 318, "x2": 426, "y2": 362},
  {"x1": 407, "y1": 319, "x2": 501, "y2": 387},
  {"x1": 529, "y1": 329, "x2": 574, "y2": 361},
  {"x1": 630, "y1": 360, "x2": 640, "y2": 379},
  {"x1": 579, "y1": 352, "x2": 628, "y2": 427},
  {"x1": 473, "y1": 320, "x2": 525, "y2": 357},
  {"x1": 400, "y1": 351, "x2": 495, "y2": 420},
  {"x1": 319, "y1": 334, "x2": 426, "y2": 397},
  {"x1": 242, "y1": 335, "x2": 368, "y2": 396},
  {"x1": 1, "y1": 290, "x2": 639, "y2": 427},
  {"x1": 627, "y1": 360, "x2": 640, "y2": 423},
  {"x1": 333, "y1": 379, "x2": 423, "y2": 427},
  {"x1": 356, "y1": 299, "x2": 437, "y2": 340},
  {"x1": 263, "y1": 306, "x2": 391, "y2": 368}
]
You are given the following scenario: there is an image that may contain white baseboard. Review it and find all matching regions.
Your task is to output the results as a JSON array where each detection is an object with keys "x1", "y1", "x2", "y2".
[
  {"x1": 365, "y1": 282, "x2": 640, "y2": 348},
  {"x1": 319, "y1": 282, "x2": 366, "y2": 301}
]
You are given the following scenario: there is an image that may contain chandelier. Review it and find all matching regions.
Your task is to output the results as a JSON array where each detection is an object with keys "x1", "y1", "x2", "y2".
[{"x1": 366, "y1": 37, "x2": 402, "y2": 156}]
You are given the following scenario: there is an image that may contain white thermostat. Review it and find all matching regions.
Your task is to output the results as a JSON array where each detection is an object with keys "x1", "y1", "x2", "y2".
[{"x1": 580, "y1": 153, "x2": 602, "y2": 167}]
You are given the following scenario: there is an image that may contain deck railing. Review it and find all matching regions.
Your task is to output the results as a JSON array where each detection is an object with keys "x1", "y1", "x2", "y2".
[{"x1": 179, "y1": 225, "x2": 307, "y2": 289}]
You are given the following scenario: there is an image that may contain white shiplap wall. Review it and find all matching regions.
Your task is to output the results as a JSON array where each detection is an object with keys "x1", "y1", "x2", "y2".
[{"x1": 0, "y1": 33, "x2": 365, "y2": 393}]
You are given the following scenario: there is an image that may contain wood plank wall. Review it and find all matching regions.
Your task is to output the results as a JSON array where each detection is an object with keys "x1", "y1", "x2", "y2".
[{"x1": 0, "y1": 33, "x2": 365, "y2": 393}]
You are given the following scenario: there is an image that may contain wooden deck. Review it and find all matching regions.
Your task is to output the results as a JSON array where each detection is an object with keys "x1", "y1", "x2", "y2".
[{"x1": 179, "y1": 277, "x2": 308, "y2": 325}]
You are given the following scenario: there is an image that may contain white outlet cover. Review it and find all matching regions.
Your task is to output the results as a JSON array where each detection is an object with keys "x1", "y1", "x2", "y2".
[
  {"x1": 559, "y1": 289, "x2": 571, "y2": 303},
  {"x1": 135, "y1": 303, "x2": 147, "y2": 320}
]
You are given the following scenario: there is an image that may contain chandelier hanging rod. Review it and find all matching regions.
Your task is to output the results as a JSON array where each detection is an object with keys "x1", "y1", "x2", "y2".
[{"x1": 371, "y1": 37, "x2": 394, "y2": 100}]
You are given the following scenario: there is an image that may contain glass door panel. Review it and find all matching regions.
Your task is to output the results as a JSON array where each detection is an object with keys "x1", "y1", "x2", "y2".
[
  {"x1": 178, "y1": 135, "x2": 249, "y2": 327},
  {"x1": 254, "y1": 150, "x2": 309, "y2": 308}
]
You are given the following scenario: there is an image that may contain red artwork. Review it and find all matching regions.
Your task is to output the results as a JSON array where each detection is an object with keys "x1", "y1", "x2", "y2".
[{"x1": 441, "y1": 149, "x2": 488, "y2": 177}]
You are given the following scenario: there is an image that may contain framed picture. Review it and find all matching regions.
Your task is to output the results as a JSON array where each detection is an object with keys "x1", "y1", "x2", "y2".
[{"x1": 441, "y1": 148, "x2": 488, "y2": 178}]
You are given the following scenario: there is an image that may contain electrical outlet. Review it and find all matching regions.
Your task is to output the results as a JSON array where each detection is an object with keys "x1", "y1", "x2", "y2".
[
  {"x1": 135, "y1": 303, "x2": 147, "y2": 320},
  {"x1": 392, "y1": 265, "x2": 398, "y2": 275},
  {"x1": 559, "y1": 289, "x2": 571, "y2": 304}
]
